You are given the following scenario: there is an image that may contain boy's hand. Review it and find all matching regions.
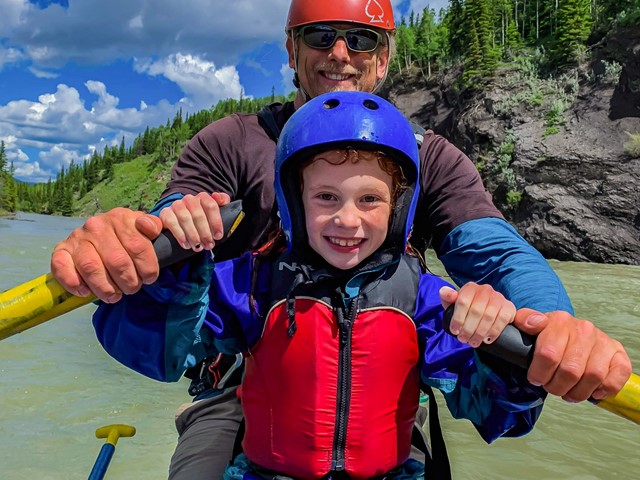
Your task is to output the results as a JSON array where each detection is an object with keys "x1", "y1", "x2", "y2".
[
  {"x1": 158, "y1": 192, "x2": 230, "y2": 252},
  {"x1": 513, "y1": 309, "x2": 632, "y2": 402},
  {"x1": 440, "y1": 283, "x2": 516, "y2": 348}
]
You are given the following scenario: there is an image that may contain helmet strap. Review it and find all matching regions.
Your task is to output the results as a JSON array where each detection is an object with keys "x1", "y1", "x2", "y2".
[{"x1": 290, "y1": 32, "x2": 311, "y2": 104}]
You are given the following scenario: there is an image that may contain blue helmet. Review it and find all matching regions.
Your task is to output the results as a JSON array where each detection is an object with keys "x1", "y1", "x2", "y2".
[{"x1": 275, "y1": 91, "x2": 420, "y2": 255}]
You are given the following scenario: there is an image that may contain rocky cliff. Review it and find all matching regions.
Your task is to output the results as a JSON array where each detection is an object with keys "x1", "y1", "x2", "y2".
[{"x1": 383, "y1": 27, "x2": 640, "y2": 265}]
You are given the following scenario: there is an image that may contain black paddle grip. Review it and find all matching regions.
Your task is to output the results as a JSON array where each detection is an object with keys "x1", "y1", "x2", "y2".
[
  {"x1": 443, "y1": 305, "x2": 535, "y2": 370},
  {"x1": 152, "y1": 200, "x2": 244, "y2": 269}
]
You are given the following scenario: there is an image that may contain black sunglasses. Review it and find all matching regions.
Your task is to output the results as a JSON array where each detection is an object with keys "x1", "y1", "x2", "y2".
[{"x1": 299, "y1": 24, "x2": 382, "y2": 53}]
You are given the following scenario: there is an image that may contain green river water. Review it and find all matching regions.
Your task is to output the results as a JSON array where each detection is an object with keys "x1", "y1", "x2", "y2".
[{"x1": 1, "y1": 213, "x2": 638, "y2": 479}]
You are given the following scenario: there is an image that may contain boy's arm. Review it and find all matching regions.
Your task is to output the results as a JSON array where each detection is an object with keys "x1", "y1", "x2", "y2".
[
  {"x1": 415, "y1": 275, "x2": 547, "y2": 444},
  {"x1": 93, "y1": 251, "x2": 261, "y2": 383},
  {"x1": 93, "y1": 254, "x2": 215, "y2": 382}
]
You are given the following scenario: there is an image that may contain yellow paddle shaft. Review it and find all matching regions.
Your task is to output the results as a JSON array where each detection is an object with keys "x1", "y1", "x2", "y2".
[
  {"x1": 595, "y1": 372, "x2": 640, "y2": 425},
  {"x1": 0, "y1": 273, "x2": 96, "y2": 341},
  {"x1": 0, "y1": 201, "x2": 244, "y2": 342}
]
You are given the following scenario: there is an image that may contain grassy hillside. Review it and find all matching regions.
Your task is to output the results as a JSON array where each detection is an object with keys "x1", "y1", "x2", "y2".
[{"x1": 75, "y1": 154, "x2": 172, "y2": 216}]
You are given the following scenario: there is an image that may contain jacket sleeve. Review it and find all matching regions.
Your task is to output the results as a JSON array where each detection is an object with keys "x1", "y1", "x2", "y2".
[
  {"x1": 204, "y1": 252, "x2": 268, "y2": 354},
  {"x1": 415, "y1": 274, "x2": 547, "y2": 444},
  {"x1": 439, "y1": 217, "x2": 574, "y2": 313},
  {"x1": 92, "y1": 254, "x2": 215, "y2": 382}
]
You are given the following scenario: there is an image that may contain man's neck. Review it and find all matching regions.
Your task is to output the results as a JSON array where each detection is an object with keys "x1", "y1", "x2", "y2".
[{"x1": 293, "y1": 89, "x2": 306, "y2": 109}]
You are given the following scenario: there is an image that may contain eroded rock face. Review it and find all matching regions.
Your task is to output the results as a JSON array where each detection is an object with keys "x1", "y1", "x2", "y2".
[
  {"x1": 508, "y1": 90, "x2": 639, "y2": 264},
  {"x1": 383, "y1": 28, "x2": 640, "y2": 265}
]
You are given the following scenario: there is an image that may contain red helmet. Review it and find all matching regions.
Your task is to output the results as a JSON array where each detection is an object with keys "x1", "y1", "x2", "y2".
[{"x1": 286, "y1": 0, "x2": 395, "y2": 31}]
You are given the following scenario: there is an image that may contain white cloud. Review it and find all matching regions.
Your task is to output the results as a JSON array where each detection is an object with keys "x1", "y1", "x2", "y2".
[
  {"x1": 28, "y1": 66, "x2": 59, "y2": 78},
  {"x1": 37, "y1": 144, "x2": 83, "y2": 171},
  {"x1": 0, "y1": 81, "x2": 181, "y2": 181},
  {"x1": 8, "y1": 148, "x2": 28, "y2": 162},
  {"x1": 134, "y1": 53, "x2": 245, "y2": 111},
  {"x1": 128, "y1": 14, "x2": 143, "y2": 30},
  {"x1": 0, "y1": 46, "x2": 22, "y2": 69},
  {"x1": 0, "y1": 0, "x2": 27, "y2": 38},
  {"x1": 12, "y1": 159, "x2": 51, "y2": 182}
]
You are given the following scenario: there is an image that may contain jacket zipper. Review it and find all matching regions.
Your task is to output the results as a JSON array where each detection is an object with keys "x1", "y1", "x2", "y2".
[{"x1": 330, "y1": 294, "x2": 359, "y2": 472}]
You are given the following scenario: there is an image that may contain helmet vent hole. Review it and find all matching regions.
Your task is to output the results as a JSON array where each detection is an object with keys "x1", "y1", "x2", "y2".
[
  {"x1": 363, "y1": 99, "x2": 379, "y2": 110},
  {"x1": 323, "y1": 99, "x2": 340, "y2": 109}
]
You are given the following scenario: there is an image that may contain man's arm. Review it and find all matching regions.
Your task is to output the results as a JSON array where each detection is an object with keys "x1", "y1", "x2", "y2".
[{"x1": 439, "y1": 217, "x2": 573, "y2": 313}]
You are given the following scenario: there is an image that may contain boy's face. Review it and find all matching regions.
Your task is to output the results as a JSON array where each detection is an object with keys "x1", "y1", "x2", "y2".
[{"x1": 301, "y1": 150, "x2": 392, "y2": 270}]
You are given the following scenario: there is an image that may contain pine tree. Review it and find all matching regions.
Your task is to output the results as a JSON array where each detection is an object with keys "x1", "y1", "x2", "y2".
[
  {"x1": 552, "y1": 0, "x2": 592, "y2": 66},
  {"x1": 0, "y1": 141, "x2": 6, "y2": 172},
  {"x1": 446, "y1": 0, "x2": 466, "y2": 60},
  {"x1": 462, "y1": 0, "x2": 499, "y2": 81},
  {"x1": 415, "y1": 7, "x2": 440, "y2": 78}
]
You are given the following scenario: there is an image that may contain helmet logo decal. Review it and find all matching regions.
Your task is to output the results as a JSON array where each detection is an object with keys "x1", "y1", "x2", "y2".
[{"x1": 365, "y1": 0, "x2": 385, "y2": 24}]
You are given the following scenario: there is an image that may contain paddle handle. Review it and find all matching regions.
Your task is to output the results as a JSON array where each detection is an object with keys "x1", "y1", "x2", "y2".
[
  {"x1": 0, "y1": 201, "x2": 244, "y2": 341},
  {"x1": 88, "y1": 424, "x2": 136, "y2": 480},
  {"x1": 442, "y1": 306, "x2": 640, "y2": 425},
  {"x1": 153, "y1": 200, "x2": 244, "y2": 269},
  {"x1": 443, "y1": 306, "x2": 535, "y2": 370}
]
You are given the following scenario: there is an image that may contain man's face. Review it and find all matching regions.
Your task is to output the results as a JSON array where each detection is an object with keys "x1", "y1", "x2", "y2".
[{"x1": 287, "y1": 22, "x2": 389, "y2": 102}]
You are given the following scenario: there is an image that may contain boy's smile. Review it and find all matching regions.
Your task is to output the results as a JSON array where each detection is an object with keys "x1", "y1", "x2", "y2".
[{"x1": 301, "y1": 150, "x2": 393, "y2": 270}]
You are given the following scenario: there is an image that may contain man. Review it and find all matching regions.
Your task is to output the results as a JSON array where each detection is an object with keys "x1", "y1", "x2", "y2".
[{"x1": 51, "y1": 1, "x2": 631, "y2": 479}]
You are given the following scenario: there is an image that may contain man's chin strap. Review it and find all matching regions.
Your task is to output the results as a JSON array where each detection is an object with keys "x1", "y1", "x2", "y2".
[
  {"x1": 290, "y1": 32, "x2": 312, "y2": 103},
  {"x1": 290, "y1": 31, "x2": 391, "y2": 104}
]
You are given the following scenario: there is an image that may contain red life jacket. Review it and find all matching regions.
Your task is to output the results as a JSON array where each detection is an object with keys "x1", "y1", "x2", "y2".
[{"x1": 241, "y1": 288, "x2": 421, "y2": 479}]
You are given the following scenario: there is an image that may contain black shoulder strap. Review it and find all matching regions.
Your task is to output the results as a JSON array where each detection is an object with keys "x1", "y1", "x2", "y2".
[
  {"x1": 257, "y1": 103, "x2": 282, "y2": 142},
  {"x1": 410, "y1": 121, "x2": 426, "y2": 148},
  {"x1": 418, "y1": 386, "x2": 452, "y2": 480},
  {"x1": 232, "y1": 416, "x2": 246, "y2": 460}
]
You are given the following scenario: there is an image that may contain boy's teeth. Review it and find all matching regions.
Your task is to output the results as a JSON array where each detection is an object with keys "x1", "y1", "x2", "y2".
[{"x1": 330, "y1": 237, "x2": 361, "y2": 247}]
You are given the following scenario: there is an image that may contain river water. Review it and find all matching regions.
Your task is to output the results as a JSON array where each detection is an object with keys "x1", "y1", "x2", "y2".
[{"x1": 1, "y1": 213, "x2": 638, "y2": 479}]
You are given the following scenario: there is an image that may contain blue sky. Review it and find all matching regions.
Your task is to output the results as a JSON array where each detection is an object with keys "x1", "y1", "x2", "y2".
[{"x1": 1, "y1": 0, "x2": 448, "y2": 182}]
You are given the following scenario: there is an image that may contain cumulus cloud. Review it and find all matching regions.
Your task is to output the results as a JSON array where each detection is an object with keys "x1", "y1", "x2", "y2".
[
  {"x1": 134, "y1": 53, "x2": 245, "y2": 111},
  {"x1": 0, "y1": 82, "x2": 180, "y2": 182}
]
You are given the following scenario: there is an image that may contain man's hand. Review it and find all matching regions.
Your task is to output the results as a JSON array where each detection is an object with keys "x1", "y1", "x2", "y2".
[
  {"x1": 51, "y1": 208, "x2": 163, "y2": 303},
  {"x1": 514, "y1": 309, "x2": 632, "y2": 402}
]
